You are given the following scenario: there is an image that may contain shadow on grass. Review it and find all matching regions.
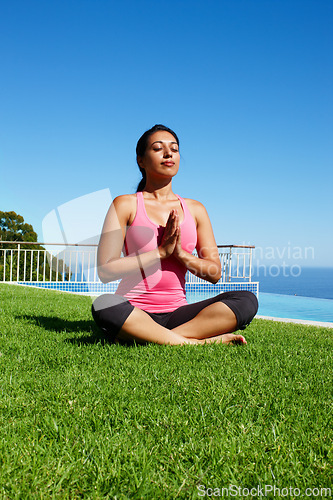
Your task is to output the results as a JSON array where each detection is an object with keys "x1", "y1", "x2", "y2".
[
  {"x1": 16, "y1": 314, "x2": 145, "y2": 347},
  {"x1": 15, "y1": 313, "x2": 113, "y2": 344},
  {"x1": 15, "y1": 315, "x2": 156, "y2": 348},
  {"x1": 16, "y1": 314, "x2": 97, "y2": 333}
]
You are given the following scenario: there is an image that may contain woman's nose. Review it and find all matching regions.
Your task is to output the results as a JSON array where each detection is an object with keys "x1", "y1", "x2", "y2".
[{"x1": 163, "y1": 147, "x2": 172, "y2": 157}]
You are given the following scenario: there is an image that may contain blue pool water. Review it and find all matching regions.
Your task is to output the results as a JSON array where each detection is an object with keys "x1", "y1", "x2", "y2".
[
  {"x1": 257, "y1": 292, "x2": 333, "y2": 322},
  {"x1": 187, "y1": 291, "x2": 333, "y2": 323}
]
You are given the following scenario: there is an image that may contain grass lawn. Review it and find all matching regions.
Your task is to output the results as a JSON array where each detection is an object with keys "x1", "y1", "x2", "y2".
[{"x1": 0, "y1": 283, "x2": 332, "y2": 499}]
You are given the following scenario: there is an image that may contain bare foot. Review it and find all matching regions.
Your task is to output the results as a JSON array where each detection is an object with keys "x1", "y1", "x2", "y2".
[
  {"x1": 197, "y1": 334, "x2": 247, "y2": 345},
  {"x1": 221, "y1": 334, "x2": 247, "y2": 345}
]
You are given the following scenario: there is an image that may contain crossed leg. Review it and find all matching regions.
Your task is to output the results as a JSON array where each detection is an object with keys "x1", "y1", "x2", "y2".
[{"x1": 116, "y1": 302, "x2": 246, "y2": 346}]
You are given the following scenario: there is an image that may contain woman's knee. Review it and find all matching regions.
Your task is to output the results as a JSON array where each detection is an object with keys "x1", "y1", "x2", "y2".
[
  {"x1": 237, "y1": 291, "x2": 258, "y2": 328},
  {"x1": 217, "y1": 290, "x2": 258, "y2": 330},
  {"x1": 238, "y1": 291, "x2": 258, "y2": 314},
  {"x1": 91, "y1": 294, "x2": 134, "y2": 335}
]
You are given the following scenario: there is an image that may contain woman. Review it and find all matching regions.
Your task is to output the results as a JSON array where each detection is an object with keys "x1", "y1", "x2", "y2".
[{"x1": 92, "y1": 124, "x2": 258, "y2": 345}]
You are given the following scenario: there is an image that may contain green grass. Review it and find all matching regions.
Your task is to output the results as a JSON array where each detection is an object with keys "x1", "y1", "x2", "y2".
[{"x1": 0, "y1": 283, "x2": 332, "y2": 499}]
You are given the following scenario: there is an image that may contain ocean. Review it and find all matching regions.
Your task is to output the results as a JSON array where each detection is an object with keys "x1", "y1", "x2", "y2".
[{"x1": 252, "y1": 266, "x2": 333, "y2": 300}]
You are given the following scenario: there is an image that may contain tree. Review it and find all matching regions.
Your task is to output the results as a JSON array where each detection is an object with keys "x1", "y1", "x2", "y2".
[
  {"x1": 0, "y1": 211, "x2": 67, "y2": 281},
  {"x1": 0, "y1": 211, "x2": 38, "y2": 242}
]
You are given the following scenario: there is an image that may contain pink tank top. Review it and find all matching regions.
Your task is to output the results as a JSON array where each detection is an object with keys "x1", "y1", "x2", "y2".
[{"x1": 115, "y1": 192, "x2": 197, "y2": 312}]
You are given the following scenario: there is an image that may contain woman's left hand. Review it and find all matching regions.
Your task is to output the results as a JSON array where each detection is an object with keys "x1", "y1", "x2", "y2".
[{"x1": 173, "y1": 227, "x2": 183, "y2": 259}]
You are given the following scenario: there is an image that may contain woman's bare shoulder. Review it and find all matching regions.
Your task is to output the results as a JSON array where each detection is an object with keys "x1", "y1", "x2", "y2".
[
  {"x1": 112, "y1": 194, "x2": 137, "y2": 212},
  {"x1": 182, "y1": 198, "x2": 212, "y2": 229},
  {"x1": 104, "y1": 194, "x2": 137, "y2": 226},
  {"x1": 112, "y1": 193, "x2": 137, "y2": 206},
  {"x1": 183, "y1": 198, "x2": 208, "y2": 214}
]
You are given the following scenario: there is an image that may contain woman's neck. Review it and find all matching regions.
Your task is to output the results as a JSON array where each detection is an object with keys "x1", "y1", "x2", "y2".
[{"x1": 143, "y1": 179, "x2": 175, "y2": 199}]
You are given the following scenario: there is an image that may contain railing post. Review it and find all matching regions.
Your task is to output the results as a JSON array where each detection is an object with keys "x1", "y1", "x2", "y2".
[
  {"x1": 3, "y1": 250, "x2": 6, "y2": 282},
  {"x1": 36, "y1": 250, "x2": 40, "y2": 281},
  {"x1": 68, "y1": 251, "x2": 71, "y2": 281},
  {"x1": 23, "y1": 249, "x2": 27, "y2": 281},
  {"x1": 43, "y1": 252, "x2": 46, "y2": 282},
  {"x1": 62, "y1": 253, "x2": 66, "y2": 281},
  {"x1": 16, "y1": 243, "x2": 21, "y2": 281},
  {"x1": 228, "y1": 246, "x2": 232, "y2": 282},
  {"x1": 94, "y1": 247, "x2": 97, "y2": 282},
  {"x1": 249, "y1": 247, "x2": 252, "y2": 282}
]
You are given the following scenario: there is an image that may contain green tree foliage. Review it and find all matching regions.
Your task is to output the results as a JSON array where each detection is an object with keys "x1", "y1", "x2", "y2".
[
  {"x1": 0, "y1": 211, "x2": 68, "y2": 281},
  {"x1": 0, "y1": 211, "x2": 38, "y2": 243}
]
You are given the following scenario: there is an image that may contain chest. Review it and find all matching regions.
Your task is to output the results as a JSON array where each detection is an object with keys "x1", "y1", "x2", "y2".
[{"x1": 143, "y1": 198, "x2": 184, "y2": 227}]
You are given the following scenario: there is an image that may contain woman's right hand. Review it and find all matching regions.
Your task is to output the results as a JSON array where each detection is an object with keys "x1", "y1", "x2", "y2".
[{"x1": 158, "y1": 210, "x2": 180, "y2": 259}]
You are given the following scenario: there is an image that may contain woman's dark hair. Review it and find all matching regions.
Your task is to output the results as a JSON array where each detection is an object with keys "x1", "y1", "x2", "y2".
[{"x1": 136, "y1": 124, "x2": 179, "y2": 192}]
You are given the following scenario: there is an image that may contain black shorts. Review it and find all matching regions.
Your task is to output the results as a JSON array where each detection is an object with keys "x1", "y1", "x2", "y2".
[{"x1": 92, "y1": 290, "x2": 258, "y2": 341}]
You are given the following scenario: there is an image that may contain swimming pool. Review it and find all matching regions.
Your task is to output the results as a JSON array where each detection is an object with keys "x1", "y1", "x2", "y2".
[
  {"x1": 17, "y1": 281, "x2": 333, "y2": 324},
  {"x1": 257, "y1": 292, "x2": 333, "y2": 323},
  {"x1": 187, "y1": 291, "x2": 333, "y2": 323}
]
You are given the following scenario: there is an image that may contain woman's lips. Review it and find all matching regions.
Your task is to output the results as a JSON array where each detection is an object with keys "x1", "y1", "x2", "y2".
[{"x1": 162, "y1": 161, "x2": 175, "y2": 166}]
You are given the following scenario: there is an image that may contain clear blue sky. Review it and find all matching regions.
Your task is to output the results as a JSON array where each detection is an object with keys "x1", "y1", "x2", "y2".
[{"x1": 1, "y1": 0, "x2": 332, "y2": 267}]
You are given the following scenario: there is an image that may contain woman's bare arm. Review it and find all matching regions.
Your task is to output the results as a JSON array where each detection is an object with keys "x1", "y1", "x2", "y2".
[
  {"x1": 97, "y1": 195, "x2": 160, "y2": 283},
  {"x1": 97, "y1": 195, "x2": 180, "y2": 283}
]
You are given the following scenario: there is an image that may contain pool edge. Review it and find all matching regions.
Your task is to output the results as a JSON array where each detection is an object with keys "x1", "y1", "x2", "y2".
[{"x1": 256, "y1": 315, "x2": 333, "y2": 329}]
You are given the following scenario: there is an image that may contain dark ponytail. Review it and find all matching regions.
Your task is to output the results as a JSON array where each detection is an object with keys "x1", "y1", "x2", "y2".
[
  {"x1": 137, "y1": 168, "x2": 146, "y2": 192},
  {"x1": 136, "y1": 124, "x2": 179, "y2": 192}
]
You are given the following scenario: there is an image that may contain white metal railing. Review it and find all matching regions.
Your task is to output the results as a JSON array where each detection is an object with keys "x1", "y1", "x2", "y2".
[
  {"x1": 186, "y1": 245, "x2": 254, "y2": 283},
  {"x1": 0, "y1": 242, "x2": 254, "y2": 284}
]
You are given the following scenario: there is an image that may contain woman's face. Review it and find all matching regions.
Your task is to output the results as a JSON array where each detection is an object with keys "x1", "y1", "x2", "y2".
[{"x1": 138, "y1": 131, "x2": 180, "y2": 180}]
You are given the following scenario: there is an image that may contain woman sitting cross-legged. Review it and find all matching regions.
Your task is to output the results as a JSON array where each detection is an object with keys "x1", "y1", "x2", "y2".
[{"x1": 92, "y1": 124, "x2": 258, "y2": 345}]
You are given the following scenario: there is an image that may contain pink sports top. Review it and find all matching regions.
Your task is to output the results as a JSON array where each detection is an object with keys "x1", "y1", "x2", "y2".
[{"x1": 115, "y1": 192, "x2": 197, "y2": 312}]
